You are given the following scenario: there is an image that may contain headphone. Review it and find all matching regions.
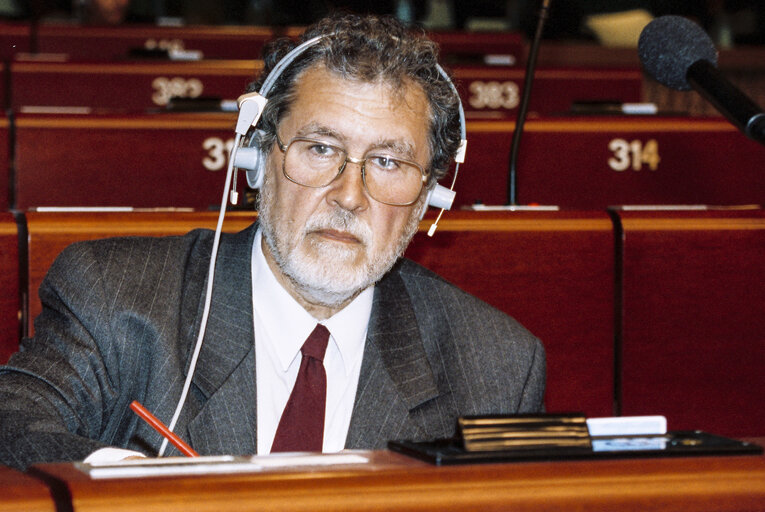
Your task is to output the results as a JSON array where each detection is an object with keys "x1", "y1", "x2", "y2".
[
  {"x1": 229, "y1": 34, "x2": 467, "y2": 232},
  {"x1": 157, "y1": 34, "x2": 466, "y2": 456}
]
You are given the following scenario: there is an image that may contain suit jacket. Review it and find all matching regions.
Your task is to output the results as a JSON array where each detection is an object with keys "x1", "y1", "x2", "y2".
[{"x1": 0, "y1": 222, "x2": 545, "y2": 470}]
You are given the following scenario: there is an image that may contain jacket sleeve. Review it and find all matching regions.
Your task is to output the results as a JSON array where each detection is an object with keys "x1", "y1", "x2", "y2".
[
  {"x1": 517, "y1": 337, "x2": 546, "y2": 413},
  {"x1": 0, "y1": 240, "x2": 123, "y2": 470}
]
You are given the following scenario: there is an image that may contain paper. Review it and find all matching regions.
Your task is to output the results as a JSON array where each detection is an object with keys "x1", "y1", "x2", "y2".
[
  {"x1": 586, "y1": 415, "x2": 667, "y2": 437},
  {"x1": 77, "y1": 452, "x2": 370, "y2": 479}
]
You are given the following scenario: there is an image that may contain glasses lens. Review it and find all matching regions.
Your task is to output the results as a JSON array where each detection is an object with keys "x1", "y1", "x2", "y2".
[
  {"x1": 363, "y1": 155, "x2": 424, "y2": 205},
  {"x1": 282, "y1": 138, "x2": 425, "y2": 205},
  {"x1": 284, "y1": 139, "x2": 346, "y2": 188}
]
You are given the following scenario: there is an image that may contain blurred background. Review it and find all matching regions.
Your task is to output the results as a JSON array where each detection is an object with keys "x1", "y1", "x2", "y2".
[{"x1": 1, "y1": 0, "x2": 763, "y2": 48}]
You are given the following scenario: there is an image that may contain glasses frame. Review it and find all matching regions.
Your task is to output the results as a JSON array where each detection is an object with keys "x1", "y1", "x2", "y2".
[{"x1": 275, "y1": 133, "x2": 428, "y2": 206}]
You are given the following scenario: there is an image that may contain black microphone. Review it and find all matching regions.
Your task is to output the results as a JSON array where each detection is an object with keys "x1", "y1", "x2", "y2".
[
  {"x1": 638, "y1": 15, "x2": 765, "y2": 146},
  {"x1": 507, "y1": 0, "x2": 551, "y2": 205}
]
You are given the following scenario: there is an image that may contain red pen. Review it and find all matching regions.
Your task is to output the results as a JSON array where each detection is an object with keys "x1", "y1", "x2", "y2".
[{"x1": 129, "y1": 400, "x2": 200, "y2": 457}]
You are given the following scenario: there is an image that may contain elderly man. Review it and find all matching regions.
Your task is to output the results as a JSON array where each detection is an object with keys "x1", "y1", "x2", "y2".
[{"x1": 0, "y1": 14, "x2": 544, "y2": 470}]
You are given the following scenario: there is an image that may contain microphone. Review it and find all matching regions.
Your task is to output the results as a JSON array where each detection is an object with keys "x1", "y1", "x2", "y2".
[
  {"x1": 638, "y1": 15, "x2": 765, "y2": 146},
  {"x1": 507, "y1": 0, "x2": 551, "y2": 205}
]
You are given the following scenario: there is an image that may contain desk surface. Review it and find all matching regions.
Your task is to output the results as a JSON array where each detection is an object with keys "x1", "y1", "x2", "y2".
[
  {"x1": 0, "y1": 466, "x2": 54, "y2": 512},
  {"x1": 30, "y1": 447, "x2": 765, "y2": 512}
]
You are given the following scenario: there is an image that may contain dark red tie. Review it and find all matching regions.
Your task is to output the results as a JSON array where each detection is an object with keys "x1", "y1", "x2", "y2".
[{"x1": 270, "y1": 324, "x2": 330, "y2": 453}]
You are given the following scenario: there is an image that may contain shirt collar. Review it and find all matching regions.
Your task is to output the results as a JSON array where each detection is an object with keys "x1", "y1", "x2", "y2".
[{"x1": 251, "y1": 228, "x2": 372, "y2": 376}]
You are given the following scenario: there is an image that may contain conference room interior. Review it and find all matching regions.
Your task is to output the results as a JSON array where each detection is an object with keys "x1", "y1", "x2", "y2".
[{"x1": 0, "y1": 0, "x2": 763, "y2": 510}]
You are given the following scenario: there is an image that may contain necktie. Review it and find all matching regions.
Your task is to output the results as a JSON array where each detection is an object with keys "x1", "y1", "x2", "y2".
[{"x1": 270, "y1": 324, "x2": 330, "y2": 452}]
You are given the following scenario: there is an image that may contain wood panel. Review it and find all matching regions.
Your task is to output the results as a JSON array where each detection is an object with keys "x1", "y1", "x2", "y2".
[
  {"x1": 14, "y1": 112, "x2": 239, "y2": 210},
  {"x1": 0, "y1": 63, "x2": 5, "y2": 110},
  {"x1": 17, "y1": 113, "x2": 765, "y2": 211},
  {"x1": 30, "y1": 449, "x2": 765, "y2": 512},
  {"x1": 460, "y1": 117, "x2": 765, "y2": 209},
  {"x1": 9, "y1": 61, "x2": 641, "y2": 117},
  {"x1": 536, "y1": 41, "x2": 641, "y2": 69},
  {"x1": 429, "y1": 30, "x2": 524, "y2": 65},
  {"x1": 0, "y1": 115, "x2": 8, "y2": 210},
  {"x1": 406, "y1": 210, "x2": 614, "y2": 417},
  {"x1": 0, "y1": 22, "x2": 31, "y2": 61},
  {"x1": 32, "y1": 24, "x2": 522, "y2": 64},
  {"x1": 10, "y1": 59, "x2": 261, "y2": 110},
  {"x1": 34, "y1": 23, "x2": 298, "y2": 61},
  {"x1": 0, "y1": 466, "x2": 54, "y2": 512},
  {"x1": 454, "y1": 67, "x2": 642, "y2": 119},
  {"x1": 0, "y1": 213, "x2": 19, "y2": 364},
  {"x1": 616, "y1": 209, "x2": 765, "y2": 437}
]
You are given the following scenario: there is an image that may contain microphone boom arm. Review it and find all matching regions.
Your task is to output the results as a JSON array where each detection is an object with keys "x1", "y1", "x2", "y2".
[
  {"x1": 687, "y1": 59, "x2": 765, "y2": 145},
  {"x1": 507, "y1": 0, "x2": 551, "y2": 205}
]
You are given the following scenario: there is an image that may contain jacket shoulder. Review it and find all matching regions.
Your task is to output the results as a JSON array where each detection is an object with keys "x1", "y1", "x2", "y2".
[{"x1": 391, "y1": 258, "x2": 546, "y2": 413}]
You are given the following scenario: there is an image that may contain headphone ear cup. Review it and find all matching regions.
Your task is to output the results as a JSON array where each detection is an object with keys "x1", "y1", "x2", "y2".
[
  {"x1": 420, "y1": 184, "x2": 456, "y2": 219},
  {"x1": 245, "y1": 158, "x2": 265, "y2": 190},
  {"x1": 427, "y1": 184, "x2": 456, "y2": 210},
  {"x1": 233, "y1": 129, "x2": 267, "y2": 189}
]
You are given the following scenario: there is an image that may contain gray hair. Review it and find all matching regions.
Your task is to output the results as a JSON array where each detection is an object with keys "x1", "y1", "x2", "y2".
[{"x1": 246, "y1": 13, "x2": 462, "y2": 185}]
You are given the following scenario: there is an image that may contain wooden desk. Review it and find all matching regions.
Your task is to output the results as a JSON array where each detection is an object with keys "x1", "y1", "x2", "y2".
[
  {"x1": 14, "y1": 112, "x2": 238, "y2": 210},
  {"x1": 536, "y1": 41, "x2": 641, "y2": 69},
  {"x1": 0, "y1": 22, "x2": 31, "y2": 61},
  {"x1": 34, "y1": 23, "x2": 299, "y2": 61},
  {"x1": 0, "y1": 114, "x2": 8, "y2": 210},
  {"x1": 11, "y1": 59, "x2": 261, "y2": 110},
  {"x1": 615, "y1": 209, "x2": 765, "y2": 437},
  {"x1": 429, "y1": 31, "x2": 524, "y2": 65},
  {"x1": 30, "y1": 449, "x2": 765, "y2": 512},
  {"x1": 29, "y1": 25, "x2": 524, "y2": 64},
  {"x1": 0, "y1": 213, "x2": 19, "y2": 364},
  {"x1": 454, "y1": 67, "x2": 642, "y2": 119},
  {"x1": 17, "y1": 113, "x2": 765, "y2": 211},
  {"x1": 461, "y1": 116, "x2": 765, "y2": 209},
  {"x1": 0, "y1": 62, "x2": 5, "y2": 110},
  {"x1": 9, "y1": 60, "x2": 641, "y2": 116},
  {"x1": 0, "y1": 466, "x2": 54, "y2": 512}
]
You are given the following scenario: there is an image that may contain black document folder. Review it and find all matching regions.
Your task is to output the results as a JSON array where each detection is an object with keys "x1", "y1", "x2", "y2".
[{"x1": 388, "y1": 431, "x2": 763, "y2": 466}]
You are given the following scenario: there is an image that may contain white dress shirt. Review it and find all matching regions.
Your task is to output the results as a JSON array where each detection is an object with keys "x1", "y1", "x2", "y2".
[{"x1": 251, "y1": 229, "x2": 371, "y2": 454}]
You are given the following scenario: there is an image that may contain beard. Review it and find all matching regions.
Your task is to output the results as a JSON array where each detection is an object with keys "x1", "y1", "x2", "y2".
[{"x1": 258, "y1": 173, "x2": 423, "y2": 309}]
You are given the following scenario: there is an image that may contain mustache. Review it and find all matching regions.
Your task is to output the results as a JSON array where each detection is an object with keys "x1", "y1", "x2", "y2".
[{"x1": 303, "y1": 209, "x2": 372, "y2": 245}]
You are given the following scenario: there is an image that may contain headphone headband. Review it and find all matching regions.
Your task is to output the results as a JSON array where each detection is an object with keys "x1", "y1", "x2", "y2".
[{"x1": 259, "y1": 35, "x2": 326, "y2": 97}]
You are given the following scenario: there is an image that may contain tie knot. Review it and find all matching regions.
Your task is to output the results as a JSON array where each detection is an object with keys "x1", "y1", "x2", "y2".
[{"x1": 301, "y1": 324, "x2": 330, "y2": 362}]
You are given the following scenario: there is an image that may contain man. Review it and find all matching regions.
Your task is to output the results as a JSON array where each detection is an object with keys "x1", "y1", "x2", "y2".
[{"x1": 0, "y1": 14, "x2": 544, "y2": 470}]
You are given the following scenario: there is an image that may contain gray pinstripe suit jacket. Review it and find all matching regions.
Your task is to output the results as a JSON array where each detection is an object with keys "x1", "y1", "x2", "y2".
[{"x1": 0, "y1": 222, "x2": 545, "y2": 470}]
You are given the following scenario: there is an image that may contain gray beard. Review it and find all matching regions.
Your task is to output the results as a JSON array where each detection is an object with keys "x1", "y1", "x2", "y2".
[{"x1": 258, "y1": 175, "x2": 423, "y2": 309}]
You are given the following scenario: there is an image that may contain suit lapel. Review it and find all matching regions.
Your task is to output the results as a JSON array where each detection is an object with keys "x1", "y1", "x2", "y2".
[
  {"x1": 346, "y1": 263, "x2": 440, "y2": 448},
  {"x1": 185, "y1": 223, "x2": 258, "y2": 455},
  {"x1": 181, "y1": 229, "x2": 441, "y2": 453}
]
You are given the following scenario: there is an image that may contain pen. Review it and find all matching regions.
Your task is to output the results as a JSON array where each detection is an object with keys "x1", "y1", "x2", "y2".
[{"x1": 129, "y1": 400, "x2": 200, "y2": 457}]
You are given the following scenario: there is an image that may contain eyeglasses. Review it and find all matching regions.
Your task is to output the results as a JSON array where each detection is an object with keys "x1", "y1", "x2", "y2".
[{"x1": 275, "y1": 134, "x2": 428, "y2": 206}]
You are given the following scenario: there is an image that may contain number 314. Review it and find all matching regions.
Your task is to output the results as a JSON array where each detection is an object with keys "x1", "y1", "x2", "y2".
[{"x1": 608, "y1": 138, "x2": 660, "y2": 171}]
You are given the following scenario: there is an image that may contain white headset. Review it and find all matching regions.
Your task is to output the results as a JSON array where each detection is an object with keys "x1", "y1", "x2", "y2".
[
  {"x1": 157, "y1": 33, "x2": 466, "y2": 456},
  {"x1": 230, "y1": 35, "x2": 467, "y2": 226}
]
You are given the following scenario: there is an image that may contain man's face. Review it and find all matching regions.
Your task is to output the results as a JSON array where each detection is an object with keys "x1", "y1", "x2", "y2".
[{"x1": 259, "y1": 65, "x2": 431, "y2": 313}]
